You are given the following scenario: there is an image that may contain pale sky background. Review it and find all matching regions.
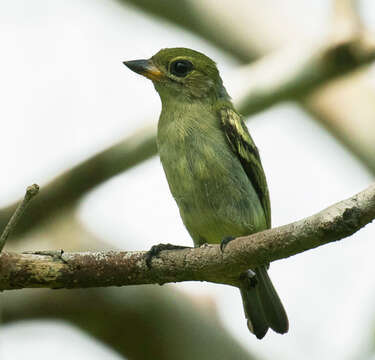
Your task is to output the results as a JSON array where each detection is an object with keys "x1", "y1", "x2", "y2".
[{"x1": 1, "y1": 1, "x2": 375, "y2": 359}]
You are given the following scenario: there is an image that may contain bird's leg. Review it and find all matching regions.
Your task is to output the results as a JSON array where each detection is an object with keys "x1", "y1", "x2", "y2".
[
  {"x1": 145, "y1": 243, "x2": 191, "y2": 268},
  {"x1": 220, "y1": 236, "x2": 236, "y2": 252},
  {"x1": 240, "y1": 269, "x2": 258, "y2": 287}
]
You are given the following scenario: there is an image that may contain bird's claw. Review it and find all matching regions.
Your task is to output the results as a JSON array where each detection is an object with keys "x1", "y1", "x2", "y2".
[
  {"x1": 145, "y1": 243, "x2": 190, "y2": 269},
  {"x1": 220, "y1": 236, "x2": 235, "y2": 252}
]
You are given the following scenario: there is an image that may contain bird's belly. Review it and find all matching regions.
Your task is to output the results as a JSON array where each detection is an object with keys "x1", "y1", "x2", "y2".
[{"x1": 159, "y1": 139, "x2": 267, "y2": 246}]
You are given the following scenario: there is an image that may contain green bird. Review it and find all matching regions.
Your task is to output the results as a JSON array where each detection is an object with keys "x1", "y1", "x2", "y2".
[{"x1": 124, "y1": 48, "x2": 288, "y2": 339}]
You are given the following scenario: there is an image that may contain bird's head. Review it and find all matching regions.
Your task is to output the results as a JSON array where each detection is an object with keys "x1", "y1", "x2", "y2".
[{"x1": 123, "y1": 47, "x2": 228, "y2": 102}]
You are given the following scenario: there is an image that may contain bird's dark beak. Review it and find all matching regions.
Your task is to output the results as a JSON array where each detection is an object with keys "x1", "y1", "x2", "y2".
[{"x1": 123, "y1": 59, "x2": 163, "y2": 81}]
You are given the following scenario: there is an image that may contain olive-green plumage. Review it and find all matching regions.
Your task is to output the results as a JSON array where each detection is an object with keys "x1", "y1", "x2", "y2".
[{"x1": 124, "y1": 47, "x2": 288, "y2": 339}]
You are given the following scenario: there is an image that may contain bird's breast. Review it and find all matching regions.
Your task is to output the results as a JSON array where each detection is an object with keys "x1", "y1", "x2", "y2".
[{"x1": 157, "y1": 106, "x2": 266, "y2": 245}]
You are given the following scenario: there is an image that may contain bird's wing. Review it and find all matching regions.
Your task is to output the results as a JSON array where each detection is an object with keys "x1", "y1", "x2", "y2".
[{"x1": 218, "y1": 105, "x2": 271, "y2": 228}]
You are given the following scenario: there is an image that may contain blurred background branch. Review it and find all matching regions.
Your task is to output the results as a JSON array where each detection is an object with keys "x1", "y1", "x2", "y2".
[
  {"x1": 2, "y1": 287, "x2": 255, "y2": 360},
  {"x1": 114, "y1": 0, "x2": 259, "y2": 62},
  {"x1": 0, "y1": 126, "x2": 157, "y2": 238}
]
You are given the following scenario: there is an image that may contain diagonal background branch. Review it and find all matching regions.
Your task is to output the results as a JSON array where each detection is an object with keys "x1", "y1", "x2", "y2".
[
  {"x1": 2, "y1": 287, "x2": 256, "y2": 360},
  {"x1": 1, "y1": 183, "x2": 374, "y2": 291}
]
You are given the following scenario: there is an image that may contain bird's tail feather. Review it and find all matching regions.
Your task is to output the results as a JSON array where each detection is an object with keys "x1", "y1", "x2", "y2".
[
  {"x1": 240, "y1": 266, "x2": 288, "y2": 339},
  {"x1": 239, "y1": 270, "x2": 269, "y2": 339}
]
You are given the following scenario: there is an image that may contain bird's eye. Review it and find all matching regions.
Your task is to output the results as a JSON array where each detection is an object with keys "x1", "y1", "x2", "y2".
[{"x1": 169, "y1": 60, "x2": 193, "y2": 77}]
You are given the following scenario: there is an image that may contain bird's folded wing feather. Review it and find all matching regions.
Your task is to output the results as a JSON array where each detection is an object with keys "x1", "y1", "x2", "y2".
[{"x1": 218, "y1": 106, "x2": 271, "y2": 228}]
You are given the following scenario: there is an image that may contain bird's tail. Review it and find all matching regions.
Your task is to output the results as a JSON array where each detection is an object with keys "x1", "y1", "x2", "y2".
[{"x1": 239, "y1": 265, "x2": 288, "y2": 339}]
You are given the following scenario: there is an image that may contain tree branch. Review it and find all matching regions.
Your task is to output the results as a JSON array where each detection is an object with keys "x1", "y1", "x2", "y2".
[
  {"x1": 1, "y1": 183, "x2": 374, "y2": 291},
  {"x1": 0, "y1": 184, "x2": 39, "y2": 252},
  {"x1": 234, "y1": 33, "x2": 375, "y2": 116}
]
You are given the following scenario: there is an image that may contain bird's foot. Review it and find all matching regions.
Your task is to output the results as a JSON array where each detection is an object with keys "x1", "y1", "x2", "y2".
[
  {"x1": 220, "y1": 236, "x2": 236, "y2": 252},
  {"x1": 145, "y1": 243, "x2": 190, "y2": 269}
]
